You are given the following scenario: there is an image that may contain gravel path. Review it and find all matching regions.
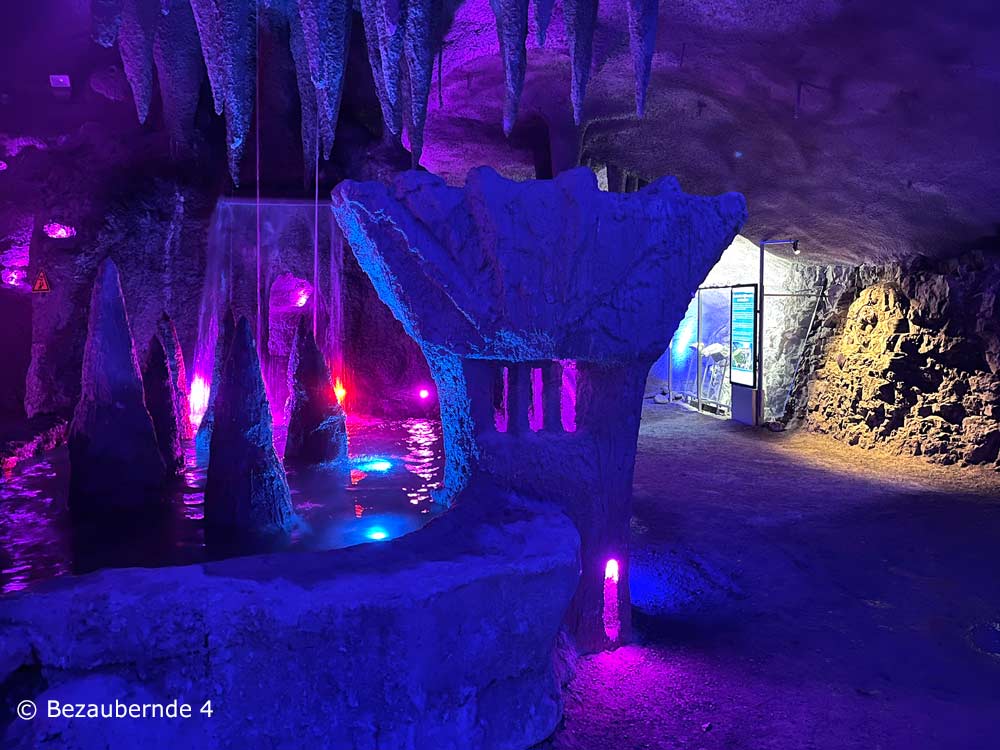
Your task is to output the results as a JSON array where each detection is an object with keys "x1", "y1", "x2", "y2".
[{"x1": 545, "y1": 404, "x2": 1000, "y2": 750}]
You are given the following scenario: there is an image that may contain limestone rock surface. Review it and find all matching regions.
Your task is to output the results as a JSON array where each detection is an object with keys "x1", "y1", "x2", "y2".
[
  {"x1": 284, "y1": 317, "x2": 348, "y2": 464},
  {"x1": 205, "y1": 316, "x2": 293, "y2": 534},
  {"x1": 68, "y1": 258, "x2": 167, "y2": 511}
]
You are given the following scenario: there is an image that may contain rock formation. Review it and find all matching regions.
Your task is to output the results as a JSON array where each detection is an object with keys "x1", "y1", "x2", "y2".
[
  {"x1": 142, "y1": 333, "x2": 185, "y2": 474},
  {"x1": 285, "y1": 316, "x2": 348, "y2": 464},
  {"x1": 195, "y1": 306, "x2": 235, "y2": 453},
  {"x1": 790, "y1": 254, "x2": 1000, "y2": 469},
  {"x1": 156, "y1": 313, "x2": 193, "y2": 440},
  {"x1": 68, "y1": 258, "x2": 167, "y2": 511},
  {"x1": 204, "y1": 316, "x2": 293, "y2": 534},
  {"x1": 333, "y1": 166, "x2": 746, "y2": 650}
]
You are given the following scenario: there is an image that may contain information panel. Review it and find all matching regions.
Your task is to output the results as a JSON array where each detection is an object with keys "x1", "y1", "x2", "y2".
[{"x1": 730, "y1": 285, "x2": 758, "y2": 388}]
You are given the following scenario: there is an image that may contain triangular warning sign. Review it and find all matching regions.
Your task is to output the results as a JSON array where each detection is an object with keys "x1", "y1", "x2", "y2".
[{"x1": 32, "y1": 270, "x2": 51, "y2": 293}]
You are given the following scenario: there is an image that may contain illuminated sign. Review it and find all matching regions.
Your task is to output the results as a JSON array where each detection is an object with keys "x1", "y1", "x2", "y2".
[{"x1": 730, "y1": 285, "x2": 757, "y2": 388}]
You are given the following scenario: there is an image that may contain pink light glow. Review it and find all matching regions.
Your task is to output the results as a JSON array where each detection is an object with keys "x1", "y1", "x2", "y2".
[
  {"x1": 418, "y1": 387, "x2": 430, "y2": 400},
  {"x1": 529, "y1": 366, "x2": 544, "y2": 431},
  {"x1": 605, "y1": 558, "x2": 620, "y2": 583},
  {"x1": 603, "y1": 558, "x2": 621, "y2": 643},
  {"x1": 334, "y1": 377, "x2": 347, "y2": 405},
  {"x1": 2, "y1": 269, "x2": 22, "y2": 286},
  {"x1": 559, "y1": 359, "x2": 578, "y2": 433},
  {"x1": 189, "y1": 375, "x2": 210, "y2": 426},
  {"x1": 43, "y1": 222, "x2": 76, "y2": 239},
  {"x1": 0, "y1": 160, "x2": 8, "y2": 171},
  {"x1": 295, "y1": 288, "x2": 310, "y2": 307}
]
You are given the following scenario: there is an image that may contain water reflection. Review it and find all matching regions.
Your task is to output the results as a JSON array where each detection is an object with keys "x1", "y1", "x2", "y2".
[{"x1": 0, "y1": 418, "x2": 445, "y2": 594}]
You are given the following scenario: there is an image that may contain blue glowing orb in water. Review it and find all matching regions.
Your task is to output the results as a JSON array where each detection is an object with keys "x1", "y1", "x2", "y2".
[
  {"x1": 355, "y1": 459, "x2": 392, "y2": 472},
  {"x1": 366, "y1": 527, "x2": 389, "y2": 541}
]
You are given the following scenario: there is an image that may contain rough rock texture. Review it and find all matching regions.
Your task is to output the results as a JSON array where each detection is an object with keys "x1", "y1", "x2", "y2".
[
  {"x1": 490, "y1": 0, "x2": 530, "y2": 135},
  {"x1": 204, "y1": 317, "x2": 293, "y2": 534},
  {"x1": 0, "y1": 490, "x2": 579, "y2": 750},
  {"x1": 142, "y1": 333, "x2": 185, "y2": 474},
  {"x1": 284, "y1": 316, "x2": 348, "y2": 464},
  {"x1": 788, "y1": 253, "x2": 1000, "y2": 469},
  {"x1": 67, "y1": 258, "x2": 167, "y2": 511},
  {"x1": 157, "y1": 313, "x2": 193, "y2": 440},
  {"x1": 195, "y1": 307, "x2": 235, "y2": 453},
  {"x1": 333, "y1": 166, "x2": 746, "y2": 650}
]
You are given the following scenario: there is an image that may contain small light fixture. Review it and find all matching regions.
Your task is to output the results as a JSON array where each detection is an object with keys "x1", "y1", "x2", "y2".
[
  {"x1": 792, "y1": 240, "x2": 801, "y2": 256},
  {"x1": 418, "y1": 387, "x2": 430, "y2": 400},
  {"x1": 43, "y1": 222, "x2": 76, "y2": 239}
]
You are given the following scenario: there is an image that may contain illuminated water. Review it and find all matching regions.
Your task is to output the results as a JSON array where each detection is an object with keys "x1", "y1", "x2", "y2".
[{"x1": 0, "y1": 417, "x2": 444, "y2": 594}]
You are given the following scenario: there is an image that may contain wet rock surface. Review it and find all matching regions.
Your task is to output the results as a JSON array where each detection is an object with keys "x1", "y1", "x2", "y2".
[
  {"x1": 67, "y1": 258, "x2": 167, "y2": 511},
  {"x1": 204, "y1": 317, "x2": 293, "y2": 534},
  {"x1": 791, "y1": 253, "x2": 1000, "y2": 469},
  {"x1": 157, "y1": 313, "x2": 193, "y2": 440},
  {"x1": 195, "y1": 307, "x2": 235, "y2": 453},
  {"x1": 284, "y1": 317, "x2": 348, "y2": 464},
  {"x1": 142, "y1": 334, "x2": 184, "y2": 475}
]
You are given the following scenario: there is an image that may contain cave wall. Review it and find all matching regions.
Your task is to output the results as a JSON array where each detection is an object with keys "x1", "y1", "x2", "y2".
[{"x1": 787, "y1": 252, "x2": 1000, "y2": 470}]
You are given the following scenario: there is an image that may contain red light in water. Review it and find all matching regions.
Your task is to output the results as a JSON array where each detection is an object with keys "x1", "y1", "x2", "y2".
[
  {"x1": 603, "y1": 558, "x2": 621, "y2": 644},
  {"x1": 43, "y1": 222, "x2": 76, "y2": 239},
  {"x1": 334, "y1": 377, "x2": 347, "y2": 405},
  {"x1": 418, "y1": 388, "x2": 430, "y2": 400}
]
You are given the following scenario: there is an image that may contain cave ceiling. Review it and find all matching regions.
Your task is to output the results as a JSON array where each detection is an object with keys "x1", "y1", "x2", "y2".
[{"x1": 1, "y1": 0, "x2": 999, "y2": 265}]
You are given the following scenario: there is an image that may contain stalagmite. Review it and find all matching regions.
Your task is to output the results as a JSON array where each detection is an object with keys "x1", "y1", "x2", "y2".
[
  {"x1": 143, "y1": 334, "x2": 185, "y2": 474},
  {"x1": 489, "y1": 0, "x2": 529, "y2": 136},
  {"x1": 626, "y1": 0, "x2": 657, "y2": 116},
  {"x1": 296, "y1": 0, "x2": 352, "y2": 159},
  {"x1": 285, "y1": 317, "x2": 348, "y2": 464},
  {"x1": 118, "y1": 0, "x2": 158, "y2": 123},
  {"x1": 563, "y1": 0, "x2": 599, "y2": 124},
  {"x1": 68, "y1": 258, "x2": 167, "y2": 512},
  {"x1": 195, "y1": 307, "x2": 236, "y2": 453},
  {"x1": 205, "y1": 317, "x2": 294, "y2": 534},
  {"x1": 157, "y1": 313, "x2": 193, "y2": 440},
  {"x1": 154, "y1": 0, "x2": 207, "y2": 148}
]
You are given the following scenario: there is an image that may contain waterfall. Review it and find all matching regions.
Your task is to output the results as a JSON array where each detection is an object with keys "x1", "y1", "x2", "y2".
[{"x1": 190, "y1": 198, "x2": 346, "y2": 428}]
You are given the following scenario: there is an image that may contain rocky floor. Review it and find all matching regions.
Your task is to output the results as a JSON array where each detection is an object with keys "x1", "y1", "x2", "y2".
[{"x1": 544, "y1": 403, "x2": 1000, "y2": 750}]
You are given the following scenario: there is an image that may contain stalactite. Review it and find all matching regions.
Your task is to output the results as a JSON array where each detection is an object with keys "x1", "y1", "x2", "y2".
[
  {"x1": 288, "y1": 7, "x2": 321, "y2": 186},
  {"x1": 404, "y1": 0, "x2": 440, "y2": 162},
  {"x1": 626, "y1": 0, "x2": 657, "y2": 117},
  {"x1": 189, "y1": 0, "x2": 257, "y2": 183},
  {"x1": 92, "y1": 0, "x2": 124, "y2": 48},
  {"x1": 534, "y1": 0, "x2": 554, "y2": 45},
  {"x1": 359, "y1": 0, "x2": 405, "y2": 136},
  {"x1": 563, "y1": 0, "x2": 599, "y2": 125},
  {"x1": 489, "y1": 0, "x2": 529, "y2": 136},
  {"x1": 119, "y1": 0, "x2": 159, "y2": 123},
  {"x1": 296, "y1": 0, "x2": 352, "y2": 159},
  {"x1": 154, "y1": 0, "x2": 207, "y2": 148}
]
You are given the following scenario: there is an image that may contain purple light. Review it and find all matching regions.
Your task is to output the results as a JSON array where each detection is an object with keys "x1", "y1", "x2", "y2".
[
  {"x1": 43, "y1": 222, "x2": 76, "y2": 239},
  {"x1": 603, "y1": 558, "x2": 621, "y2": 644},
  {"x1": 560, "y1": 359, "x2": 578, "y2": 433},
  {"x1": 189, "y1": 375, "x2": 210, "y2": 426},
  {"x1": 418, "y1": 387, "x2": 430, "y2": 400},
  {"x1": 0, "y1": 160, "x2": 8, "y2": 171},
  {"x1": 2, "y1": 269, "x2": 22, "y2": 287},
  {"x1": 529, "y1": 366, "x2": 544, "y2": 431},
  {"x1": 295, "y1": 288, "x2": 310, "y2": 307}
]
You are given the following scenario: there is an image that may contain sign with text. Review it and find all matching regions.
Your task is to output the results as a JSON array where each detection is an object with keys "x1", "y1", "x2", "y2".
[{"x1": 730, "y1": 285, "x2": 757, "y2": 388}]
